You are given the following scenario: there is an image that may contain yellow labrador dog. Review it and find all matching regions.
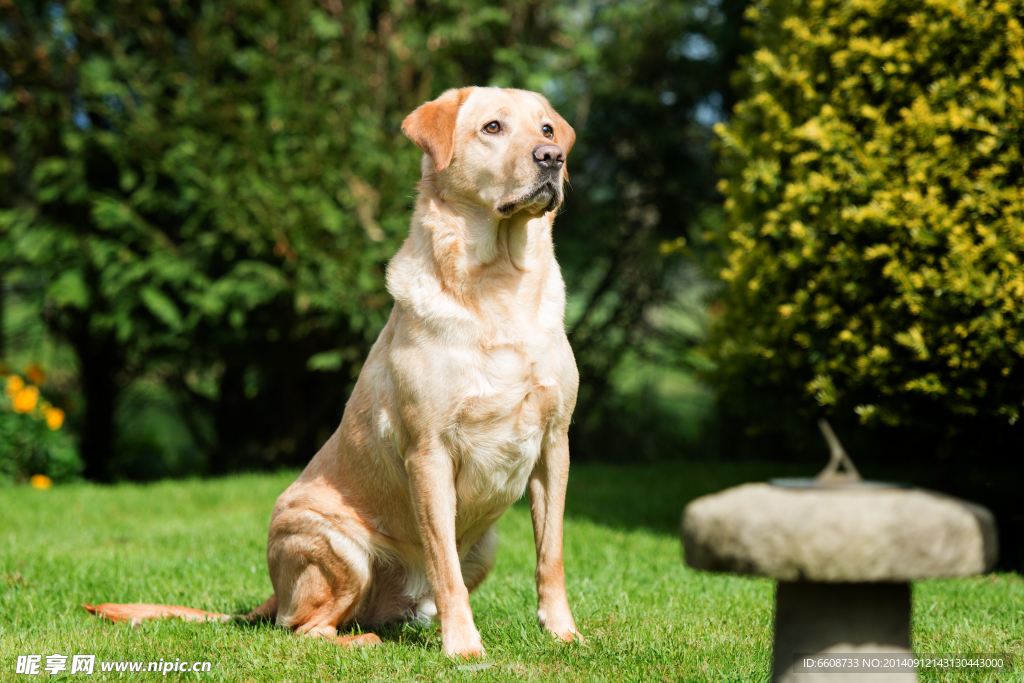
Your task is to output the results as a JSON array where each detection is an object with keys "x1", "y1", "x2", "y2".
[{"x1": 86, "y1": 87, "x2": 580, "y2": 658}]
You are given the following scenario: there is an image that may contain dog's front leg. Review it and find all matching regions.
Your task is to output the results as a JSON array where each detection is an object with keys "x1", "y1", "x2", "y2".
[
  {"x1": 528, "y1": 432, "x2": 580, "y2": 641},
  {"x1": 406, "y1": 445, "x2": 484, "y2": 658}
]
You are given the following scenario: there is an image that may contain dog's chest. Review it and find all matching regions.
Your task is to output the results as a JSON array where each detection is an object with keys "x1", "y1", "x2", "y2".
[{"x1": 443, "y1": 341, "x2": 565, "y2": 526}]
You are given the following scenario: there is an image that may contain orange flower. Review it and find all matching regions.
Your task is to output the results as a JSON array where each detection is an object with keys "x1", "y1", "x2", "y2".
[
  {"x1": 25, "y1": 364, "x2": 46, "y2": 386},
  {"x1": 5, "y1": 374, "x2": 24, "y2": 397},
  {"x1": 45, "y1": 406, "x2": 65, "y2": 431},
  {"x1": 13, "y1": 386, "x2": 39, "y2": 414},
  {"x1": 30, "y1": 474, "x2": 53, "y2": 490}
]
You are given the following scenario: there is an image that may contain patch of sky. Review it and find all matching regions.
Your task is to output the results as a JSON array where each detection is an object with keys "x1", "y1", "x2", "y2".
[
  {"x1": 541, "y1": 78, "x2": 566, "y2": 103},
  {"x1": 669, "y1": 33, "x2": 717, "y2": 62},
  {"x1": 48, "y1": 3, "x2": 78, "y2": 52},
  {"x1": 693, "y1": 92, "x2": 724, "y2": 127},
  {"x1": 73, "y1": 107, "x2": 91, "y2": 130},
  {"x1": 235, "y1": 51, "x2": 252, "y2": 70},
  {"x1": 103, "y1": 93, "x2": 124, "y2": 113},
  {"x1": 693, "y1": 0, "x2": 726, "y2": 26},
  {"x1": 592, "y1": 26, "x2": 616, "y2": 46},
  {"x1": 558, "y1": 5, "x2": 590, "y2": 31}
]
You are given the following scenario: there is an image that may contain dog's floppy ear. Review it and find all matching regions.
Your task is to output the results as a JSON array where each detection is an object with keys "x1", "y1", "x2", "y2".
[
  {"x1": 544, "y1": 102, "x2": 576, "y2": 182},
  {"x1": 402, "y1": 88, "x2": 474, "y2": 174},
  {"x1": 550, "y1": 112, "x2": 575, "y2": 159}
]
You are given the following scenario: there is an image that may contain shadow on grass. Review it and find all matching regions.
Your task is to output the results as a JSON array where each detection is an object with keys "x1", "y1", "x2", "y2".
[
  {"x1": 557, "y1": 460, "x2": 811, "y2": 536},
  {"x1": 556, "y1": 459, "x2": 1024, "y2": 571},
  {"x1": 228, "y1": 603, "x2": 440, "y2": 649}
]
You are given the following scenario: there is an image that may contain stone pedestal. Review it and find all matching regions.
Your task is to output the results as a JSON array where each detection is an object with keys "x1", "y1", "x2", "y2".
[
  {"x1": 774, "y1": 582, "x2": 912, "y2": 683},
  {"x1": 681, "y1": 483, "x2": 998, "y2": 682}
]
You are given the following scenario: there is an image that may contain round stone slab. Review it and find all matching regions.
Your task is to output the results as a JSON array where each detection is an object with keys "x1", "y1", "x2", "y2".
[{"x1": 682, "y1": 483, "x2": 998, "y2": 581}]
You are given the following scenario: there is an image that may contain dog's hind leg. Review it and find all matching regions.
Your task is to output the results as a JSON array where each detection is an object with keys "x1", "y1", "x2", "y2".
[
  {"x1": 267, "y1": 508, "x2": 382, "y2": 647},
  {"x1": 243, "y1": 594, "x2": 277, "y2": 623},
  {"x1": 461, "y1": 527, "x2": 499, "y2": 593}
]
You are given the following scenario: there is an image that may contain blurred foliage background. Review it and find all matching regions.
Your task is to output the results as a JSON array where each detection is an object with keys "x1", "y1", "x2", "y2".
[
  {"x1": 1, "y1": 0, "x2": 744, "y2": 481},
  {"x1": 1, "y1": 0, "x2": 1021, "y2": 566}
]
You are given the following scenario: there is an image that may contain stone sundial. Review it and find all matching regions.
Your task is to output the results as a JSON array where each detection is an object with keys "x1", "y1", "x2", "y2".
[{"x1": 681, "y1": 421, "x2": 999, "y2": 682}]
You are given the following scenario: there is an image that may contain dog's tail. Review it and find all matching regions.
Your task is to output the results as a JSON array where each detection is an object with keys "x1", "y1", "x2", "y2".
[{"x1": 83, "y1": 595, "x2": 277, "y2": 627}]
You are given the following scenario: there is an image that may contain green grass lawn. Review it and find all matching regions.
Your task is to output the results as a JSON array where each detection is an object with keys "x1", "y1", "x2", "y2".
[{"x1": 2, "y1": 462, "x2": 1021, "y2": 682}]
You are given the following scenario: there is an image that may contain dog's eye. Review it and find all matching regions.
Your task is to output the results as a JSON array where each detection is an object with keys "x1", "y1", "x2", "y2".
[
  {"x1": 542, "y1": 124, "x2": 554, "y2": 138},
  {"x1": 483, "y1": 121, "x2": 501, "y2": 134}
]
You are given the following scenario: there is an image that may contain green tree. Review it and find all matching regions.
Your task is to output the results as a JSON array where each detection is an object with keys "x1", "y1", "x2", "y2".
[
  {"x1": 1, "y1": 0, "x2": 460, "y2": 477},
  {"x1": 2, "y1": 0, "x2": 744, "y2": 478},
  {"x1": 514, "y1": 0, "x2": 748, "y2": 459}
]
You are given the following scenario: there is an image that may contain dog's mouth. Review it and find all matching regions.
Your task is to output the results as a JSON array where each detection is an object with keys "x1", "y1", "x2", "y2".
[{"x1": 497, "y1": 180, "x2": 560, "y2": 217}]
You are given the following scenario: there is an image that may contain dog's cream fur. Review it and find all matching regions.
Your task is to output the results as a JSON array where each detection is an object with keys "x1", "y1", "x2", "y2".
[{"x1": 85, "y1": 87, "x2": 579, "y2": 658}]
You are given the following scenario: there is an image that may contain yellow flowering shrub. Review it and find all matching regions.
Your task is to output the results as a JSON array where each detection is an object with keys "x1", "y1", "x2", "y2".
[
  {"x1": 1, "y1": 371, "x2": 80, "y2": 483},
  {"x1": 710, "y1": 0, "x2": 1024, "y2": 435}
]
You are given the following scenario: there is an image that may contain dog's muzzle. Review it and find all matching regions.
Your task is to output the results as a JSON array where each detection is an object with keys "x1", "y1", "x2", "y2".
[{"x1": 497, "y1": 178, "x2": 561, "y2": 216}]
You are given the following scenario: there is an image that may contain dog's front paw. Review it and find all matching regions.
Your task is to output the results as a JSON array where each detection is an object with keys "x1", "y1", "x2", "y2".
[
  {"x1": 552, "y1": 627, "x2": 584, "y2": 643},
  {"x1": 538, "y1": 609, "x2": 583, "y2": 643},
  {"x1": 442, "y1": 627, "x2": 485, "y2": 659}
]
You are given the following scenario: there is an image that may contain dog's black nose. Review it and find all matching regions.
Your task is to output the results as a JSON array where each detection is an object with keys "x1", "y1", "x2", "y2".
[{"x1": 533, "y1": 144, "x2": 565, "y2": 170}]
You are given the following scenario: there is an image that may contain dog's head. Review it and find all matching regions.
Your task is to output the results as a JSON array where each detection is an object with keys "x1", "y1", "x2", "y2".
[{"x1": 402, "y1": 87, "x2": 575, "y2": 218}]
